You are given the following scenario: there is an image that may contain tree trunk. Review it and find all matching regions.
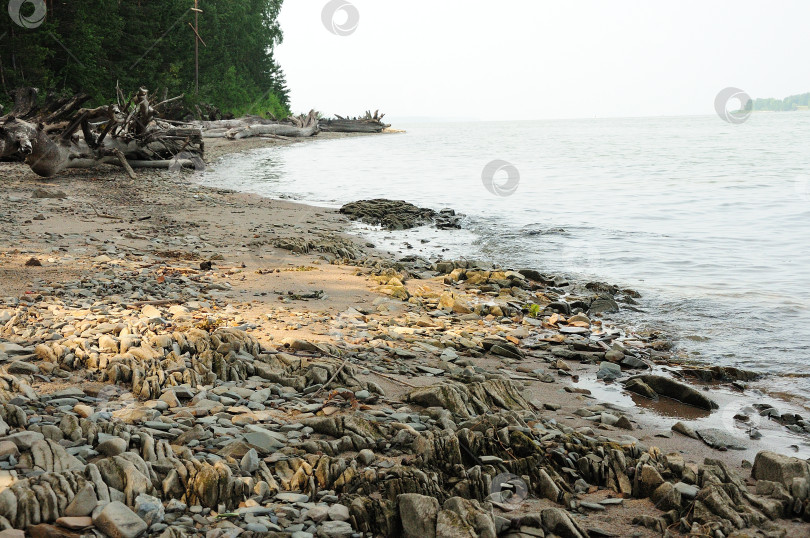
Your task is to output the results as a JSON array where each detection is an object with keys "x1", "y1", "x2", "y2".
[{"x1": 225, "y1": 122, "x2": 318, "y2": 139}]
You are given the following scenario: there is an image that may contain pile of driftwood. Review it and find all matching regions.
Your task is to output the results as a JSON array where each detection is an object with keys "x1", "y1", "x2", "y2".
[
  {"x1": 0, "y1": 86, "x2": 204, "y2": 178},
  {"x1": 1, "y1": 85, "x2": 392, "y2": 178},
  {"x1": 194, "y1": 109, "x2": 390, "y2": 139},
  {"x1": 319, "y1": 110, "x2": 390, "y2": 133}
]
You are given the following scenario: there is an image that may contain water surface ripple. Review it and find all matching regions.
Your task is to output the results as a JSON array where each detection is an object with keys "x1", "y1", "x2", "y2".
[{"x1": 205, "y1": 114, "x2": 810, "y2": 396}]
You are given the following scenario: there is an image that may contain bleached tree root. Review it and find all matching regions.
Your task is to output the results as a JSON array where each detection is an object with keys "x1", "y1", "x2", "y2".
[{"x1": 1, "y1": 87, "x2": 204, "y2": 178}]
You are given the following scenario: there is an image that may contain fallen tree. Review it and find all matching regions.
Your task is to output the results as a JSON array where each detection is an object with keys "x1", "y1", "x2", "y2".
[
  {"x1": 0, "y1": 86, "x2": 203, "y2": 178},
  {"x1": 193, "y1": 110, "x2": 320, "y2": 139}
]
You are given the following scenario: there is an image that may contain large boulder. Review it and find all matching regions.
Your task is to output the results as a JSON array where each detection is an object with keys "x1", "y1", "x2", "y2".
[
  {"x1": 752, "y1": 451, "x2": 810, "y2": 488},
  {"x1": 632, "y1": 375, "x2": 718, "y2": 410},
  {"x1": 339, "y1": 199, "x2": 439, "y2": 230},
  {"x1": 398, "y1": 493, "x2": 439, "y2": 538},
  {"x1": 407, "y1": 379, "x2": 529, "y2": 418}
]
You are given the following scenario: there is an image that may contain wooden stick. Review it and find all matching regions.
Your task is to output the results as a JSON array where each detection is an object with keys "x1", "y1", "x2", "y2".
[
  {"x1": 89, "y1": 204, "x2": 120, "y2": 219},
  {"x1": 128, "y1": 299, "x2": 183, "y2": 307},
  {"x1": 313, "y1": 356, "x2": 350, "y2": 396},
  {"x1": 154, "y1": 94, "x2": 185, "y2": 109},
  {"x1": 113, "y1": 148, "x2": 137, "y2": 179},
  {"x1": 372, "y1": 371, "x2": 417, "y2": 388}
]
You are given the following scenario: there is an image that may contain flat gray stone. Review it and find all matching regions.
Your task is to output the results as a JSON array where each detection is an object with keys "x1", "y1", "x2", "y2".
[
  {"x1": 696, "y1": 428, "x2": 746, "y2": 451},
  {"x1": 276, "y1": 492, "x2": 309, "y2": 503},
  {"x1": 93, "y1": 501, "x2": 147, "y2": 538}
]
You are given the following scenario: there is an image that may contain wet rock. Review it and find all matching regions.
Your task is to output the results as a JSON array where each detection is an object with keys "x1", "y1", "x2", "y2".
[
  {"x1": 435, "y1": 209, "x2": 462, "y2": 230},
  {"x1": 597, "y1": 361, "x2": 622, "y2": 381},
  {"x1": 624, "y1": 378, "x2": 657, "y2": 400},
  {"x1": 339, "y1": 199, "x2": 439, "y2": 230},
  {"x1": 620, "y1": 355, "x2": 647, "y2": 369},
  {"x1": 489, "y1": 343, "x2": 524, "y2": 360},
  {"x1": 588, "y1": 295, "x2": 619, "y2": 314},
  {"x1": 681, "y1": 365, "x2": 761, "y2": 383},
  {"x1": 614, "y1": 416, "x2": 633, "y2": 430},
  {"x1": 632, "y1": 375, "x2": 717, "y2": 410}
]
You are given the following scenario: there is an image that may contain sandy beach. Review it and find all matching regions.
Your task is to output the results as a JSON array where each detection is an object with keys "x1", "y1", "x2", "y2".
[{"x1": 0, "y1": 133, "x2": 809, "y2": 537}]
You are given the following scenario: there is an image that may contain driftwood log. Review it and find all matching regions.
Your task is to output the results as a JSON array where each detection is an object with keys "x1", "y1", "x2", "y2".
[
  {"x1": 192, "y1": 110, "x2": 320, "y2": 139},
  {"x1": 319, "y1": 110, "x2": 390, "y2": 133},
  {"x1": 0, "y1": 86, "x2": 203, "y2": 178}
]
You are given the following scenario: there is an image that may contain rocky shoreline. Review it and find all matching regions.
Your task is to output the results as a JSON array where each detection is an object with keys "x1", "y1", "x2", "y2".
[{"x1": 0, "y1": 135, "x2": 809, "y2": 537}]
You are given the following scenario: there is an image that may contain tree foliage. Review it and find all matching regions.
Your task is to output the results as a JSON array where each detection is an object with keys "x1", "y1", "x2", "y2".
[
  {"x1": 753, "y1": 93, "x2": 810, "y2": 112},
  {"x1": 0, "y1": 0, "x2": 289, "y2": 117}
]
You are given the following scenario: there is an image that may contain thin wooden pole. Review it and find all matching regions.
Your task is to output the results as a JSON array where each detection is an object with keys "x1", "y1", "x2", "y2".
[{"x1": 194, "y1": 0, "x2": 199, "y2": 94}]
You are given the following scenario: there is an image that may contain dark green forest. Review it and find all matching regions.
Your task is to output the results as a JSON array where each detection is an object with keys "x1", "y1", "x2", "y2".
[
  {"x1": 753, "y1": 92, "x2": 810, "y2": 112},
  {"x1": 0, "y1": 0, "x2": 289, "y2": 117}
]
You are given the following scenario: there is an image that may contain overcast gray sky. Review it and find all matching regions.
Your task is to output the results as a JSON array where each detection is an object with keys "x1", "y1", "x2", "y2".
[{"x1": 276, "y1": 1, "x2": 810, "y2": 121}]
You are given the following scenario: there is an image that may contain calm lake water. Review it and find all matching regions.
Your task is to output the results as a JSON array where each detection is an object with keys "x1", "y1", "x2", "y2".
[{"x1": 205, "y1": 114, "x2": 810, "y2": 397}]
